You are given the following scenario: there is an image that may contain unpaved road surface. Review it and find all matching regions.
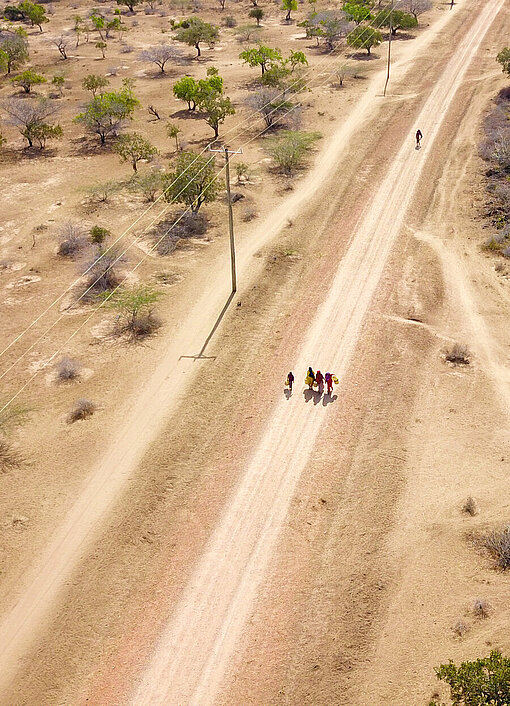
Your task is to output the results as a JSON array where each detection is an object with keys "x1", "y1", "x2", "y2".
[
  {"x1": 132, "y1": 1, "x2": 505, "y2": 703},
  {"x1": 0, "y1": 0, "x2": 506, "y2": 702}
]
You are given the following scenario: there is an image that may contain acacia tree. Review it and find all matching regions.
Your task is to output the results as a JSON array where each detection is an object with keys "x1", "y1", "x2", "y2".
[
  {"x1": 249, "y1": 7, "x2": 264, "y2": 25},
  {"x1": 74, "y1": 84, "x2": 139, "y2": 144},
  {"x1": 346, "y1": 25, "x2": 382, "y2": 54},
  {"x1": 174, "y1": 18, "x2": 219, "y2": 58},
  {"x1": 282, "y1": 0, "x2": 297, "y2": 22},
  {"x1": 0, "y1": 31, "x2": 29, "y2": 74},
  {"x1": 239, "y1": 45, "x2": 283, "y2": 75},
  {"x1": 113, "y1": 132, "x2": 158, "y2": 171},
  {"x1": 375, "y1": 9, "x2": 417, "y2": 35},
  {"x1": 1, "y1": 96, "x2": 61, "y2": 147},
  {"x1": 116, "y1": 0, "x2": 142, "y2": 11},
  {"x1": 11, "y1": 69, "x2": 46, "y2": 93},
  {"x1": 173, "y1": 75, "x2": 199, "y2": 110},
  {"x1": 18, "y1": 1, "x2": 48, "y2": 31},
  {"x1": 139, "y1": 44, "x2": 183, "y2": 73},
  {"x1": 342, "y1": 1, "x2": 373, "y2": 24},
  {"x1": 82, "y1": 73, "x2": 109, "y2": 96},
  {"x1": 163, "y1": 151, "x2": 218, "y2": 213}
]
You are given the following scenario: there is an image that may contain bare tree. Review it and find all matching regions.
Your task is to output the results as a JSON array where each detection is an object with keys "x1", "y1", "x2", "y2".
[
  {"x1": 1, "y1": 97, "x2": 60, "y2": 147},
  {"x1": 52, "y1": 35, "x2": 71, "y2": 59},
  {"x1": 246, "y1": 88, "x2": 292, "y2": 129},
  {"x1": 395, "y1": 0, "x2": 432, "y2": 20},
  {"x1": 139, "y1": 44, "x2": 183, "y2": 73}
]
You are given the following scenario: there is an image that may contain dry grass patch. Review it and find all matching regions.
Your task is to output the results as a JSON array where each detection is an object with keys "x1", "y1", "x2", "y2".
[
  {"x1": 55, "y1": 356, "x2": 81, "y2": 382},
  {"x1": 476, "y1": 525, "x2": 510, "y2": 571},
  {"x1": 473, "y1": 599, "x2": 492, "y2": 619},
  {"x1": 444, "y1": 343, "x2": 471, "y2": 365},
  {"x1": 462, "y1": 496, "x2": 478, "y2": 516},
  {"x1": 0, "y1": 438, "x2": 22, "y2": 473}
]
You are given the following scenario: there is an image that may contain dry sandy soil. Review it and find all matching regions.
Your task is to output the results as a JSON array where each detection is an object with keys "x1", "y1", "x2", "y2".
[{"x1": 1, "y1": 0, "x2": 510, "y2": 704}]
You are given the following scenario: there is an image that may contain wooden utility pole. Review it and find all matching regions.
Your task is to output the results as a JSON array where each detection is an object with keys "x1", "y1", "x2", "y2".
[
  {"x1": 209, "y1": 145, "x2": 243, "y2": 294},
  {"x1": 383, "y1": 0, "x2": 393, "y2": 97}
]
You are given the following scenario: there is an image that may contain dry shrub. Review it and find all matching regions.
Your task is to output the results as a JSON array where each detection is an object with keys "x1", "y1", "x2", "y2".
[
  {"x1": 453, "y1": 620, "x2": 469, "y2": 637},
  {"x1": 154, "y1": 212, "x2": 208, "y2": 255},
  {"x1": 462, "y1": 496, "x2": 478, "y2": 516},
  {"x1": 242, "y1": 207, "x2": 258, "y2": 222},
  {"x1": 121, "y1": 312, "x2": 162, "y2": 339},
  {"x1": 478, "y1": 525, "x2": 510, "y2": 570},
  {"x1": 445, "y1": 343, "x2": 470, "y2": 365},
  {"x1": 67, "y1": 398, "x2": 97, "y2": 423},
  {"x1": 57, "y1": 222, "x2": 87, "y2": 258},
  {"x1": 56, "y1": 356, "x2": 81, "y2": 382},
  {"x1": 473, "y1": 599, "x2": 492, "y2": 619},
  {"x1": 0, "y1": 438, "x2": 22, "y2": 472},
  {"x1": 82, "y1": 251, "x2": 121, "y2": 299}
]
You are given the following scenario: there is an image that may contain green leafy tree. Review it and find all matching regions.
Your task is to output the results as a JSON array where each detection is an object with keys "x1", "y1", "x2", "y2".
[
  {"x1": 52, "y1": 73, "x2": 65, "y2": 96},
  {"x1": 173, "y1": 75, "x2": 199, "y2": 110},
  {"x1": 282, "y1": 0, "x2": 297, "y2": 21},
  {"x1": 116, "y1": 0, "x2": 142, "y2": 12},
  {"x1": 30, "y1": 122, "x2": 63, "y2": 148},
  {"x1": 239, "y1": 45, "x2": 283, "y2": 75},
  {"x1": 288, "y1": 50, "x2": 307, "y2": 70},
  {"x1": 89, "y1": 225, "x2": 110, "y2": 245},
  {"x1": 497, "y1": 47, "x2": 510, "y2": 75},
  {"x1": 10, "y1": 68, "x2": 46, "y2": 93},
  {"x1": 166, "y1": 122, "x2": 181, "y2": 150},
  {"x1": 375, "y1": 9, "x2": 417, "y2": 35},
  {"x1": 113, "y1": 132, "x2": 158, "y2": 171},
  {"x1": 18, "y1": 1, "x2": 48, "y2": 31},
  {"x1": 95, "y1": 40, "x2": 107, "y2": 58},
  {"x1": 90, "y1": 11, "x2": 106, "y2": 40},
  {"x1": 82, "y1": 73, "x2": 109, "y2": 96},
  {"x1": 74, "y1": 85, "x2": 139, "y2": 144},
  {"x1": 0, "y1": 32, "x2": 29, "y2": 74},
  {"x1": 346, "y1": 25, "x2": 382, "y2": 54},
  {"x1": 106, "y1": 17, "x2": 122, "y2": 38},
  {"x1": 163, "y1": 151, "x2": 218, "y2": 213},
  {"x1": 430, "y1": 651, "x2": 510, "y2": 706},
  {"x1": 4, "y1": 5, "x2": 24, "y2": 21},
  {"x1": 174, "y1": 18, "x2": 219, "y2": 58},
  {"x1": 129, "y1": 168, "x2": 163, "y2": 201},
  {"x1": 198, "y1": 91, "x2": 234, "y2": 138},
  {"x1": 342, "y1": 1, "x2": 373, "y2": 24},
  {"x1": 265, "y1": 129, "x2": 320, "y2": 175},
  {"x1": 249, "y1": 7, "x2": 264, "y2": 25}
]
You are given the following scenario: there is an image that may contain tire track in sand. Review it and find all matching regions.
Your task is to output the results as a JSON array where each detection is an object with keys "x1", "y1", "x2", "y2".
[{"x1": 132, "y1": 2, "x2": 504, "y2": 703}]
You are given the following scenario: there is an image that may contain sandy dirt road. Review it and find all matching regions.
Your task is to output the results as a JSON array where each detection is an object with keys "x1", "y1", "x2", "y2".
[
  {"x1": 130, "y1": 2, "x2": 505, "y2": 703},
  {"x1": 0, "y1": 3, "x2": 469, "y2": 695}
]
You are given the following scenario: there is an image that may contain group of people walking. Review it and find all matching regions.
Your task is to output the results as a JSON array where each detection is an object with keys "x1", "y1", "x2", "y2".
[{"x1": 285, "y1": 368, "x2": 338, "y2": 397}]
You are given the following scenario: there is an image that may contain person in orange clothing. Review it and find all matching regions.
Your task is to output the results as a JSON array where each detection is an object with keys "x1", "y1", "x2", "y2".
[{"x1": 315, "y1": 370, "x2": 324, "y2": 394}]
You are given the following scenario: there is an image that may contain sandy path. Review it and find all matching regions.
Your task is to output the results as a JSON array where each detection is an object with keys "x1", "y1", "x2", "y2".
[
  {"x1": 131, "y1": 2, "x2": 505, "y2": 703},
  {"x1": 0, "y1": 0, "x2": 492, "y2": 696}
]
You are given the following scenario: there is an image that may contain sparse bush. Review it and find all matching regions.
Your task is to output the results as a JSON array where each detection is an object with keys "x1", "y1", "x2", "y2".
[
  {"x1": 105, "y1": 285, "x2": 163, "y2": 339},
  {"x1": 56, "y1": 356, "x2": 81, "y2": 381},
  {"x1": 57, "y1": 222, "x2": 87, "y2": 258},
  {"x1": 129, "y1": 169, "x2": 164, "y2": 201},
  {"x1": 430, "y1": 650, "x2": 510, "y2": 706},
  {"x1": 444, "y1": 343, "x2": 470, "y2": 365},
  {"x1": 478, "y1": 525, "x2": 510, "y2": 570},
  {"x1": 223, "y1": 14, "x2": 236, "y2": 26},
  {"x1": 89, "y1": 225, "x2": 110, "y2": 245},
  {"x1": 82, "y1": 250, "x2": 122, "y2": 299},
  {"x1": 235, "y1": 161, "x2": 249, "y2": 182},
  {"x1": 242, "y1": 207, "x2": 258, "y2": 221},
  {"x1": 154, "y1": 211, "x2": 208, "y2": 254},
  {"x1": 85, "y1": 179, "x2": 122, "y2": 203},
  {"x1": 265, "y1": 130, "x2": 321, "y2": 176},
  {"x1": 68, "y1": 398, "x2": 97, "y2": 423},
  {"x1": 473, "y1": 599, "x2": 492, "y2": 619},
  {"x1": 462, "y1": 496, "x2": 478, "y2": 516}
]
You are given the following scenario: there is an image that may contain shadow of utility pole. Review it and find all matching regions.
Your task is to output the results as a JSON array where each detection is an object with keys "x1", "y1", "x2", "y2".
[{"x1": 179, "y1": 291, "x2": 236, "y2": 362}]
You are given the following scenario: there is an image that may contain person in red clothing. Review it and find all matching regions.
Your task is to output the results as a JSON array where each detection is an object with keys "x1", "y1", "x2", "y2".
[
  {"x1": 325, "y1": 372, "x2": 333, "y2": 396},
  {"x1": 315, "y1": 370, "x2": 324, "y2": 394}
]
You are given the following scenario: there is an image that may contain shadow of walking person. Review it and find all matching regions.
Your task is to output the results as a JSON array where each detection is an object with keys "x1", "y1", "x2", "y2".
[
  {"x1": 303, "y1": 388, "x2": 314, "y2": 403},
  {"x1": 284, "y1": 388, "x2": 292, "y2": 400},
  {"x1": 322, "y1": 393, "x2": 338, "y2": 406},
  {"x1": 313, "y1": 390, "x2": 322, "y2": 405}
]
